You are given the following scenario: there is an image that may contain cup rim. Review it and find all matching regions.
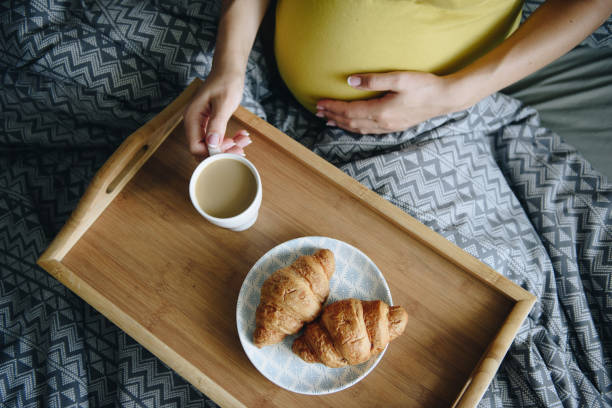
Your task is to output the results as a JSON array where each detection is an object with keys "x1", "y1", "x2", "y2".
[{"x1": 189, "y1": 153, "x2": 262, "y2": 222}]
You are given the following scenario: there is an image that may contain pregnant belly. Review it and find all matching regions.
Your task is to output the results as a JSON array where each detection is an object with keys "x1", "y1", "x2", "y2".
[{"x1": 275, "y1": 0, "x2": 522, "y2": 112}]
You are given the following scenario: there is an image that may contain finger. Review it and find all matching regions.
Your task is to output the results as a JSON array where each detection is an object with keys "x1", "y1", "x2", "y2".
[
  {"x1": 225, "y1": 145, "x2": 245, "y2": 156},
  {"x1": 322, "y1": 110, "x2": 382, "y2": 134},
  {"x1": 204, "y1": 99, "x2": 235, "y2": 151},
  {"x1": 220, "y1": 138, "x2": 236, "y2": 151},
  {"x1": 190, "y1": 136, "x2": 209, "y2": 158},
  {"x1": 346, "y1": 72, "x2": 405, "y2": 92},
  {"x1": 317, "y1": 98, "x2": 382, "y2": 120},
  {"x1": 184, "y1": 95, "x2": 210, "y2": 157},
  {"x1": 233, "y1": 130, "x2": 252, "y2": 148}
]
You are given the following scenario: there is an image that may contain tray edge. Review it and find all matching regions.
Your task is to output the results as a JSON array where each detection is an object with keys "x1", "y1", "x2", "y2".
[
  {"x1": 36, "y1": 78, "x2": 250, "y2": 407},
  {"x1": 38, "y1": 79, "x2": 201, "y2": 263},
  {"x1": 37, "y1": 258, "x2": 246, "y2": 408},
  {"x1": 232, "y1": 106, "x2": 533, "y2": 302},
  {"x1": 231, "y1": 105, "x2": 538, "y2": 407},
  {"x1": 37, "y1": 77, "x2": 538, "y2": 407},
  {"x1": 452, "y1": 298, "x2": 535, "y2": 408}
]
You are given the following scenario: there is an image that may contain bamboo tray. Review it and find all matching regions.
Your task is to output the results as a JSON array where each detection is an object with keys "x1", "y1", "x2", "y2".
[{"x1": 38, "y1": 78, "x2": 535, "y2": 408}]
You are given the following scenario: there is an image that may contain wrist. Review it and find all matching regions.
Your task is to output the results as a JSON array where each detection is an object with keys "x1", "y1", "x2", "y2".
[
  {"x1": 210, "y1": 51, "x2": 248, "y2": 80},
  {"x1": 444, "y1": 70, "x2": 489, "y2": 112},
  {"x1": 212, "y1": 33, "x2": 251, "y2": 79}
]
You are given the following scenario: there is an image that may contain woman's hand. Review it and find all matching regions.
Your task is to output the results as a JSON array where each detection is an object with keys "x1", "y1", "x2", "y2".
[
  {"x1": 315, "y1": 71, "x2": 469, "y2": 135},
  {"x1": 316, "y1": 0, "x2": 612, "y2": 136},
  {"x1": 183, "y1": 0, "x2": 271, "y2": 160},
  {"x1": 184, "y1": 70, "x2": 252, "y2": 161}
]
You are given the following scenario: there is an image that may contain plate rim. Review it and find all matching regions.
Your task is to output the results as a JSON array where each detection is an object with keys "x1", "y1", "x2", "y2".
[{"x1": 235, "y1": 236, "x2": 393, "y2": 395}]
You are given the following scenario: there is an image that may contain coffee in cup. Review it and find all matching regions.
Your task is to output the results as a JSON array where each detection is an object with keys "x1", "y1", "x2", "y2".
[{"x1": 189, "y1": 153, "x2": 262, "y2": 231}]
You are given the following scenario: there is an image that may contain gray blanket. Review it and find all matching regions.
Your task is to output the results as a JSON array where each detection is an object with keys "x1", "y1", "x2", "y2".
[{"x1": 1, "y1": 1, "x2": 611, "y2": 407}]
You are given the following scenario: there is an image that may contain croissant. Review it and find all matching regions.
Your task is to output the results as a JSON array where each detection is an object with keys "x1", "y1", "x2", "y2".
[
  {"x1": 292, "y1": 298, "x2": 408, "y2": 367},
  {"x1": 253, "y1": 249, "x2": 335, "y2": 348}
]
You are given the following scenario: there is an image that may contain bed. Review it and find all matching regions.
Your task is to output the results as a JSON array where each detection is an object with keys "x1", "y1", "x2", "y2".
[{"x1": 1, "y1": 1, "x2": 611, "y2": 406}]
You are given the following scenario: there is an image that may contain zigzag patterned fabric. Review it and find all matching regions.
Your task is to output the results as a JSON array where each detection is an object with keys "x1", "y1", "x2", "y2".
[{"x1": 1, "y1": 0, "x2": 611, "y2": 407}]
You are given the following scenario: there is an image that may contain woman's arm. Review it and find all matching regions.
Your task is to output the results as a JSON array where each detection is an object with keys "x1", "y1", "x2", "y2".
[
  {"x1": 453, "y1": 0, "x2": 612, "y2": 110},
  {"x1": 185, "y1": 0, "x2": 270, "y2": 159},
  {"x1": 212, "y1": 0, "x2": 271, "y2": 82},
  {"x1": 316, "y1": 0, "x2": 612, "y2": 135}
]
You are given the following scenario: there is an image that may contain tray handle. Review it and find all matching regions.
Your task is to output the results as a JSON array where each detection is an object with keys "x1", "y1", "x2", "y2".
[
  {"x1": 39, "y1": 78, "x2": 203, "y2": 262},
  {"x1": 453, "y1": 297, "x2": 535, "y2": 408},
  {"x1": 105, "y1": 142, "x2": 150, "y2": 194}
]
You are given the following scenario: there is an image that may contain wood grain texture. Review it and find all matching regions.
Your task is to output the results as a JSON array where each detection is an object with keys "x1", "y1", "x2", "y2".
[
  {"x1": 39, "y1": 79, "x2": 201, "y2": 262},
  {"x1": 38, "y1": 79, "x2": 535, "y2": 408}
]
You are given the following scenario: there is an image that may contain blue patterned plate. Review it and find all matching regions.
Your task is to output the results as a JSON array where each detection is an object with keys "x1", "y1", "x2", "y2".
[{"x1": 236, "y1": 236, "x2": 392, "y2": 395}]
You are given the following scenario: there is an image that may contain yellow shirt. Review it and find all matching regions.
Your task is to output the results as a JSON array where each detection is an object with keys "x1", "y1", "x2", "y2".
[{"x1": 275, "y1": 0, "x2": 523, "y2": 112}]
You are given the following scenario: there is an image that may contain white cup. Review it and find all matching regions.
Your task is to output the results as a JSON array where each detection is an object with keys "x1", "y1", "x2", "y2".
[{"x1": 189, "y1": 153, "x2": 262, "y2": 231}]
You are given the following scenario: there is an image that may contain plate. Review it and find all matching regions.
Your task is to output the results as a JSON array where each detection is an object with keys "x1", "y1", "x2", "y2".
[{"x1": 236, "y1": 236, "x2": 392, "y2": 395}]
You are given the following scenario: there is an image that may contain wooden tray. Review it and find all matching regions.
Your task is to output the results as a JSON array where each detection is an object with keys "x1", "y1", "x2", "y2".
[{"x1": 38, "y1": 78, "x2": 535, "y2": 408}]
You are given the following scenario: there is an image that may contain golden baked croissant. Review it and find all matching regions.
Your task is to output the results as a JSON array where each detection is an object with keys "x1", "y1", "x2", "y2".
[
  {"x1": 292, "y1": 298, "x2": 408, "y2": 367},
  {"x1": 253, "y1": 249, "x2": 335, "y2": 348}
]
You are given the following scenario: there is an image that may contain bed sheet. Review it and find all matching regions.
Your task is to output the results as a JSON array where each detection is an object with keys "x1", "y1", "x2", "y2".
[{"x1": 1, "y1": 1, "x2": 611, "y2": 407}]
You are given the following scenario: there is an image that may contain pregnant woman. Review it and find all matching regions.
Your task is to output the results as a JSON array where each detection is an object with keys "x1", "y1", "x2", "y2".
[{"x1": 183, "y1": 0, "x2": 612, "y2": 158}]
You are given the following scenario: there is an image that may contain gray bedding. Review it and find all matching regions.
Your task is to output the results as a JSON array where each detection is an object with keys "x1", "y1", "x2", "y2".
[
  {"x1": 505, "y1": 45, "x2": 612, "y2": 178},
  {"x1": 1, "y1": 1, "x2": 611, "y2": 407}
]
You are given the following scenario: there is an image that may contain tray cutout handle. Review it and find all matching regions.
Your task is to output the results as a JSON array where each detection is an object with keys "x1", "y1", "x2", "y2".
[
  {"x1": 106, "y1": 143, "x2": 149, "y2": 194},
  {"x1": 453, "y1": 297, "x2": 536, "y2": 408},
  {"x1": 38, "y1": 78, "x2": 203, "y2": 262}
]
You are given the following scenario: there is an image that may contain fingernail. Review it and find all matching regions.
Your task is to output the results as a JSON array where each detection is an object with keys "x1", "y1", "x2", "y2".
[
  {"x1": 348, "y1": 76, "x2": 361, "y2": 87},
  {"x1": 326, "y1": 120, "x2": 336, "y2": 127},
  {"x1": 238, "y1": 129, "x2": 250, "y2": 137},
  {"x1": 316, "y1": 111, "x2": 325, "y2": 118},
  {"x1": 208, "y1": 145, "x2": 222, "y2": 156},
  {"x1": 316, "y1": 104, "x2": 324, "y2": 111},
  {"x1": 206, "y1": 133, "x2": 220, "y2": 147}
]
